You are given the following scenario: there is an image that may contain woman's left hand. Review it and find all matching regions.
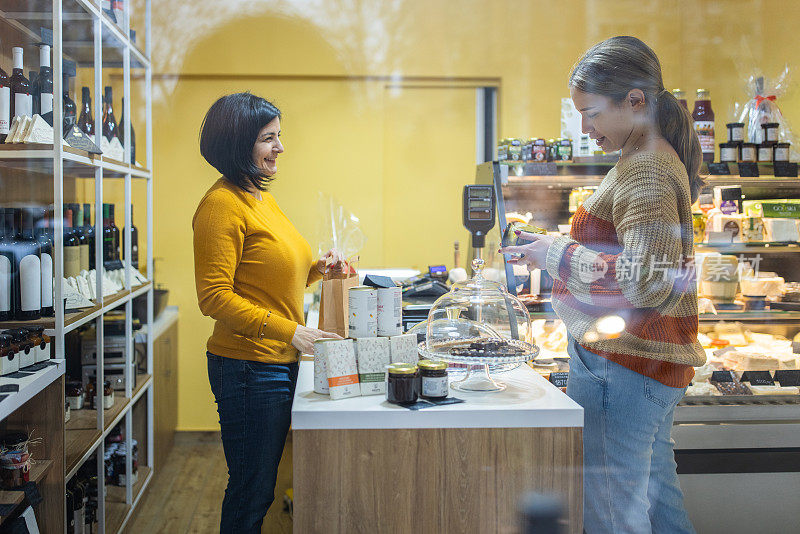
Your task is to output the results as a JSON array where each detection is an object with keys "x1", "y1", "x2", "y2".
[
  {"x1": 316, "y1": 248, "x2": 347, "y2": 275},
  {"x1": 499, "y1": 231, "x2": 557, "y2": 271}
]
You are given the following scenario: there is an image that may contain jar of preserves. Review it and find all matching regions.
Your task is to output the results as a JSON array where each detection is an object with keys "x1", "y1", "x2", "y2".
[
  {"x1": 726, "y1": 122, "x2": 745, "y2": 143},
  {"x1": 774, "y1": 142, "x2": 791, "y2": 162},
  {"x1": 558, "y1": 138, "x2": 573, "y2": 161},
  {"x1": 532, "y1": 138, "x2": 547, "y2": 161},
  {"x1": 758, "y1": 142, "x2": 775, "y2": 162},
  {"x1": 386, "y1": 363, "x2": 418, "y2": 404},
  {"x1": 719, "y1": 142, "x2": 738, "y2": 163},
  {"x1": 103, "y1": 380, "x2": 114, "y2": 409},
  {"x1": 739, "y1": 143, "x2": 757, "y2": 163},
  {"x1": 762, "y1": 122, "x2": 779, "y2": 143},
  {"x1": 418, "y1": 360, "x2": 448, "y2": 400},
  {"x1": 66, "y1": 381, "x2": 84, "y2": 410},
  {"x1": 692, "y1": 89, "x2": 715, "y2": 163}
]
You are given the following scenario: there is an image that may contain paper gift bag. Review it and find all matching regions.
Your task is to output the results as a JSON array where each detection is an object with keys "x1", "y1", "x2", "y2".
[{"x1": 319, "y1": 269, "x2": 359, "y2": 338}]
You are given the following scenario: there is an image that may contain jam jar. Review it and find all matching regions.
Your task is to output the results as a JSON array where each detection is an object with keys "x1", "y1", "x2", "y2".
[
  {"x1": 726, "y1": 122, "x2": 745, "y2": 143},
  {"x1": 774, "y1": 142, "x2": 791, "y2": 162},
  {"x1": 762, "y1": 122, "x2": 779, "y2": 143},
  {"x1": 66, "y1": 381, "x2": 84, "y2": 410},
  {"x1": 719, "y1": 142, "x2": 738, "y2": 163},
  {"x1": 386, "y1": 363, "x2": 418, "y2": 404},
  {"x1": 739, "y1": 143, "x2": 757, "y2": 163},
  {"x1": 103, "y1": 380, "x2": 114, "y2": 409},
  {"x1": 758, "y1": 142, "x2": 775, "y2": 162},
  {"x1": 418, "y1": 360, "x2": 449, "y2": 400}
]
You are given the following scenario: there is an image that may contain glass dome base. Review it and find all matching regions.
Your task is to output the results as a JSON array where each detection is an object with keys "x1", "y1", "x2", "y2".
[{"x1": 451, "y1": 365, "x2": 507, "y2": 392}]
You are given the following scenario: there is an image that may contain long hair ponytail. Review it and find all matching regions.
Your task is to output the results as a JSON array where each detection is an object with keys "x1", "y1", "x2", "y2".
[{"x1": 569, "y1": 36, "x2": 704, "y2": 202}]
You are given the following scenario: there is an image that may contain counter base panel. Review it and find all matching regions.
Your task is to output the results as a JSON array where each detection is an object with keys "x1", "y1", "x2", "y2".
[{"x1": 293, "y1": 426, "x2": 582, "y2": 534}]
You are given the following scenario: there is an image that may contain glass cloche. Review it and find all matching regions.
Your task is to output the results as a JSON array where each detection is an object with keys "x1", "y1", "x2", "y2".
[{"x1": 419, "y1": 258, "x2": 539, "y2": 392}]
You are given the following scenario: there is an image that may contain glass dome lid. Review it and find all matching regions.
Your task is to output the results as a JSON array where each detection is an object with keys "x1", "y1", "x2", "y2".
[{"x1": 423, "y1": 258, "x2": 536, "y2": 363}]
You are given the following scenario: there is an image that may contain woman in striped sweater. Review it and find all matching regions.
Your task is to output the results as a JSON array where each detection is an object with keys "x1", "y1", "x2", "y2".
[{"x1": 502, "y1": 36, "x2": 704, "y2": 533}]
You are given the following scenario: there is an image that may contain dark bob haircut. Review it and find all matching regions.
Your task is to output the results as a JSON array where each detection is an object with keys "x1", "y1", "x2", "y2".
[{"x1": 199, "y1": 92, "x2": 281, "y2": 191}]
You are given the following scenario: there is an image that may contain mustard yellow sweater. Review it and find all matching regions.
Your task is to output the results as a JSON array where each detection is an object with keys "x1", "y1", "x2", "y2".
[{"x1": 193, "y1": 178, "x2": 322, "y2": 364}]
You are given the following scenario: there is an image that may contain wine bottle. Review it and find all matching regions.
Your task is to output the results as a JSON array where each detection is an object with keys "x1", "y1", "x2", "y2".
[
  {"x1": 83, "y1": 203, "x2": 95, "y2": 270},
  {"x1": 29, "y1": 71, "x2": 39, "y2": 116},
  {"x1": 73, "y1": 204, "x2": 89, "y2": 273},
  {"x1": 63, "y1": 207, "x2": 81, "y2": 279},
  {"x1": 102, "y1": 86, "x2": 117, "y2": 142},
  {"x1": 12, "y1": 208, "x2": 41, "y2": 321},
  {"x1": 0, "y1": 209, "x2": 14, "y2": 321},
  {"x1": 63, "y1": 73, "x2": 77, "y2": 134},
  {"x1": 10, "y1": 47, "x2": 31, "y2": 121},
  {"x1": 77, "y1": 87, "x2": 94, "y2": 136},
  {"x1": 34, "y1": 208, "x2": 54, "y2": 317},
  {"x1": 102, "y1": 203, "x2": 115, "y2": 266},
  {"x1": 109, "y1": 204, "x2": 120, "y2": 261},
  {"x1": 0, "y1": 38, "x2": 10, "y2": 142},
  {"x1": 38, "y1": 45, "x2": 53, "y2": 116},
  {"x1": 122, "y1": 205, "x2": 139, "y2": 270},
  {"x1": 119, "y1": 97, "x2": 136, "y2": 164}
]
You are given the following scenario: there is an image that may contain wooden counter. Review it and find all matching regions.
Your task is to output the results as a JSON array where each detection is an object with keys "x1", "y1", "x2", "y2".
[{"x1": 292, "y1": 361, "x2": 583, "y2": 533}]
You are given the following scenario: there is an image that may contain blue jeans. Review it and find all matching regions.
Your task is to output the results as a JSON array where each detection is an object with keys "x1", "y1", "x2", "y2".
[
  {"x1": 207, "y1": 353, "x2": 298, "y2": 534},
  {"x1": 566, "y1": 337, "x2": 695, "y2": 534}
]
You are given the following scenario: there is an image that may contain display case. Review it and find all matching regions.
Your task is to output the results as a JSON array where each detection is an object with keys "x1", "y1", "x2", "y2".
[
  {"x1": 0, "y1": 0, "x2": 155, "y2": 531},
  {"x1": 478, "y1": 158, "x2": 800, "y2": 530}
]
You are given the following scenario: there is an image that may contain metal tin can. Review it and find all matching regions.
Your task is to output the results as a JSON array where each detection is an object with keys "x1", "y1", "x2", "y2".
[
  {"x1": 348, "y1": 286, "x2": 377, "y2": 338},
  {"x1": 376, "y1": 286, "x2": 402, "y2": 337}
]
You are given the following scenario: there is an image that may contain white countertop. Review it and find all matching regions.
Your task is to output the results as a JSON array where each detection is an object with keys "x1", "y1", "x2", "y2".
[{"x1": 292, "y1": 361, "x2": 583, "y2": 430}]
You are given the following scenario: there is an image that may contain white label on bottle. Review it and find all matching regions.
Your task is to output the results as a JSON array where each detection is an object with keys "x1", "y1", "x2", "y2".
[
  {"x1": 40, "y1": 92, "x2": 53, "y2": 115},
  {"x1": 0, "y1": 87, "x2": 10, "y2": 134},
  {"x1": 19, "y1": 254, "x2": 41, "y2": 312},
  {"x1": 14, "y1": 93, "x2": 32, "y2": 119},
  {"x1": 40, "y1": 252, "x2": 53, "y2": 307},
  {"x1": 0, "y1": 256, "x2": 10, "y2": 312},
  {"x1": 422, "y1": 376, "x2": 448, "y2": 398},
  {"x1": 694, "y1": 121, "x2": 715, "y2": 154}
]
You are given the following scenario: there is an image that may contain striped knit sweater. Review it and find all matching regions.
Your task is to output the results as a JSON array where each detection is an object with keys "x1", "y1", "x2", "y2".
[{"x1": 545, "y1": 151, "x2": 705, "y2": 388}]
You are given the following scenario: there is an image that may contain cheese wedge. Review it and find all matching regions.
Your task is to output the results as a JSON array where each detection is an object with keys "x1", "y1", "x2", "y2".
[
  {"x1": 22, "y1": 114, "x2": 55, "y2": 144},
  {"x1": 5, "y1": 116, "x2": 21, "y2": 143}
]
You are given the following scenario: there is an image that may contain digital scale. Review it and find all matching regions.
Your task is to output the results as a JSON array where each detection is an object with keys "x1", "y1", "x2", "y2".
[{"x1": 462, "y1": 184, "x2": 496, "y2": 254}]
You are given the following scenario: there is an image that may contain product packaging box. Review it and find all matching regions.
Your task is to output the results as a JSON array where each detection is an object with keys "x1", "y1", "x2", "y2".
[
  {"x1": 389, "y1": 333, "x2": 419, "y2": 364},
  {"x1": 355, "y1": 337, "x2": 391, "y2": 396}
]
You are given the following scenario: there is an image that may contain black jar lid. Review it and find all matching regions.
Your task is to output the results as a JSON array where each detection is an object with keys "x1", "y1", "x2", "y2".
[
  {"x1": 775, "y1": 142, "x2": 791, "y2": 148},
  {"x1": 741, "y1": 142, "x2": 758, "y2": 148},
  {"x1": 719, "y1": 141, "x2": 739, "y2": 148},
  {"x1": 726, "y1": 122, "x2": 745, "y2": 128},
  {"x1": 762, "y1": 122, "x2": 780, "y2": 128}
]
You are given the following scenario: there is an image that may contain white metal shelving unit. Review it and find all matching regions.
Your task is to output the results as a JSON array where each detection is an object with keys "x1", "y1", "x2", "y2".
[{"x1": 0, "y1": 0, "x2": 155, "y2": 531}]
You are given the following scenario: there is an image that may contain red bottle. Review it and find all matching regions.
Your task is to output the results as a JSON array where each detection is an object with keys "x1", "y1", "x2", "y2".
[{"x1": 692, "y1": 89, "x2": 715, "y2": 163}]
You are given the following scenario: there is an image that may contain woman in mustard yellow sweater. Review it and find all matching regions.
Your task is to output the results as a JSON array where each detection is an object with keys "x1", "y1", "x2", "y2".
[{"x1": 193, "y1": 92, "x2": 343, "y2": 533}]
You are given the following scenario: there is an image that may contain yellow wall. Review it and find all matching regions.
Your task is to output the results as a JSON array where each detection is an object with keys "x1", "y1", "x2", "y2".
[{"x1": 148, "y1": 0, "x2": 800, "y2": 430}]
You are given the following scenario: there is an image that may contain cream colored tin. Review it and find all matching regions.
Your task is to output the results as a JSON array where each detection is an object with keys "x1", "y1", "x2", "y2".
[
  {"x1": 376, "y1": 286, "x2": 403, "y2": 337},
  {"x1": 348, "y1": 286, "x2": 377, "y2": 338}
]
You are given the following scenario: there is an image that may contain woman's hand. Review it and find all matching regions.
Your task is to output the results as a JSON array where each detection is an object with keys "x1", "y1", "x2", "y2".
[
  {"x1": 291, "y1": 325, "x2": 342, "y2": 355},
  {"x1": 499, "y1": 231, "x2": 557, "y2": 271},
  {"x1": 316, "y1": 248, "x2": 348, "y2": 275}
]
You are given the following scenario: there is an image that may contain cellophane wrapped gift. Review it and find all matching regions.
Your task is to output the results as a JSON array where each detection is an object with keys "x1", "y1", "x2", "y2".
[{"x1": 737, "y1": 65, "x2": 798, "y2": 158}]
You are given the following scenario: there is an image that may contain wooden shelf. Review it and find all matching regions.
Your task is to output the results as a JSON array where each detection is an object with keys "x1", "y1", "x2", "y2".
[
  {"x1": 0, "y1": 144, "x2": 150, "y2": 179},
  {"x1": 0, "y1": 460, "x2": 55, "y2": 518},
  {"x1": 0, "y1": 282, "x2": 152, "y2": 334},
  {"x1": 105, "y1": 466, "x2": 152, "y2": 533},
  {"x1": 65, "y1": 374, "x2": 152, "y2": 478}
]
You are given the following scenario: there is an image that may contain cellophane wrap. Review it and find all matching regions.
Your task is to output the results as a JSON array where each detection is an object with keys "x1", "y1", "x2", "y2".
[
  {"x1": 316, "y1": 192, "x2": 366, "y2": 265},
  {"x1": 737, "y1": 65, "x2": 798, "y2": 158}
]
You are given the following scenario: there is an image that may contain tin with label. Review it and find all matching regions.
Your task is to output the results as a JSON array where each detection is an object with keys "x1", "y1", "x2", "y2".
[
  {"x1": 376, "y1": 286, "x2": 402, "y2": 337},
  {"x1": 313, "y1": 339, "x2": 333, "y2": 394},
  {"x1": 348, "y1": 286, "x2": 377, "y2": 338}
]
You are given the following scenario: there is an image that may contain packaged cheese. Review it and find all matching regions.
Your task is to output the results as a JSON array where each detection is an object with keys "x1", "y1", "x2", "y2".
[
  {"x1": 320, "y1": 339, "x2": 360, "y2": 400},
  {"x1": 722, "y1": 351, "x2": 780, "y2": 372},
  {"x1": 355, "y1": 337, "x2": 391, "y2": 396},
  {"x1": 389, "y1": 333, "x2": 419, "y2": 364}
]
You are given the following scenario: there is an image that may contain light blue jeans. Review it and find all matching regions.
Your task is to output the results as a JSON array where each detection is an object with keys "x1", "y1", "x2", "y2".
[{"x1": 566, "y1": 336, "x2": 696, "y2": 534}]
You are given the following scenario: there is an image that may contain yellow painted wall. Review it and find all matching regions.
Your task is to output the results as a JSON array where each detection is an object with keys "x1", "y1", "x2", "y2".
[{"x1": 147, "y1": 0, "x2": 800, "y2": 430}]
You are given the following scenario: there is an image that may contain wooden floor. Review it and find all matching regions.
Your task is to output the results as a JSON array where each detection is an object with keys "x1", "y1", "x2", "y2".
[{"x1": 125, "y1": 431, "x2": 294, "y2": 534}]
